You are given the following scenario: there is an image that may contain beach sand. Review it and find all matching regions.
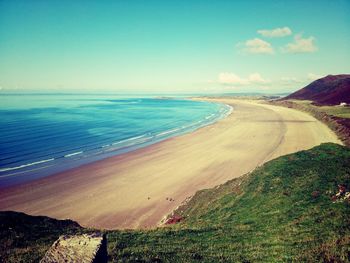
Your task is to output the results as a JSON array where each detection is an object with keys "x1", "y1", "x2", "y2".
[{"x1": 0, "y1": 99, "x2": 342, "y2": 229}]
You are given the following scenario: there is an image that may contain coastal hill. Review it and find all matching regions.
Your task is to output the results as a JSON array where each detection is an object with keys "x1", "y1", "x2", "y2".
[
  {"x1": 1, "y1": 143, "x2": 350, "y2": 262},
  {"x1": 284, "y1": 74, "x2": 350, "y2": 105},
  {"x1": 272, "y1": 74, "x2": 350, "y2": 147}
]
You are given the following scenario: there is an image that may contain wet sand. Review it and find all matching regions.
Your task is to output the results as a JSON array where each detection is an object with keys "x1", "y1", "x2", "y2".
[{"x1": 0, "y1": 99, "x2": 341, "y2": 229}]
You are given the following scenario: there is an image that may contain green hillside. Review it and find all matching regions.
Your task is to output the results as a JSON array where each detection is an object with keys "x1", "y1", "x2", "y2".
[{"x1": 1, "y1": 143, "x2": 350, "y2": 262}]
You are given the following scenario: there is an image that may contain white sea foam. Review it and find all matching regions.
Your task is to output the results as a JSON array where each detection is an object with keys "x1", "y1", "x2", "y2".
[
  {"x1": 155, "y1": 128, "x2": 182, "y2": 137},
  {"x1": 0, "y1": 164, "x2": 54, "y2": 178},
  {"x1": 103, "y1": 135, "x2": 153, "y2": 152},
  {"x1": 0, "y1": 158, "x2": 55, "y2": 172},
  {"x1": 205, "y1": 114, "x2": 215, "y2": 120},
  {"x1": 226, "y1": 105, "x2": 234, "y2": 115},
  {"x1": 64, "y1": 151, "x2": 83, "y2": 158},
  {"x1": 112, "y1": 135, "x2": 146, "y2": 145},
  {"x1": 128, "y1": 100, "x2": 141, "y2": 104},
  {"x1": 122, "y1": 136, "x2": 152, "y2": 147},
  {"x1": 110, "y1": 100, "x2": 141, "y2": 105}
]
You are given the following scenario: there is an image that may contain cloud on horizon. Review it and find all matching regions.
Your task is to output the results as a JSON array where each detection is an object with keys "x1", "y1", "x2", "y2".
[
  {"x1": 257, "y1": 27, "x2": 292, "y2": 37},
  {"x1": 212, "y1": 72, "x2": 328, "y2": 93},
  {"x1": 279, "y1": 73, "x2": 324, "y2": 86},
  {"x1": 283, "y1": 34, "x2": 317, "y2": 53},
  {"x1": 218, "y1": 72, "x2": 269, "y2": 86},
  {"x1": 280, "y1": 77, "x2": 304, "y2": 84},
  {"x1": 239, "y1": 38, "x2": 274, "y2": 54}
]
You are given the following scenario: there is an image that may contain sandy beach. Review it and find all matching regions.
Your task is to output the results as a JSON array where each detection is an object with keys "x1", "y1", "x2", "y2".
[{"x1": 0, "y1": 99, "x2": 341, "y2": 229}]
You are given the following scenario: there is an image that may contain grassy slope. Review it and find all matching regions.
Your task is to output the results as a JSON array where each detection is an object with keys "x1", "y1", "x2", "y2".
[
  {"x1": 286, "y1": 100, "x2": 350, "y2": 119},
  {"x1": 107, "y1": 143, "x2": 350, "y2": 262},
  {"x1": 1, "y1": 143, "x2": 350, "y2": 262}
]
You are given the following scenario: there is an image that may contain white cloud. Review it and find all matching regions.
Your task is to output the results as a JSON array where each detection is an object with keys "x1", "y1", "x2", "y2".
[
  {"x1": 279, "y1": 74, "x2": 323, "y2": 85},
  {"x1": 219, "y1": 72, "x2": 248, "y2": 85},
  {"x1": 307, "y1": 73, "x2": 323, "y2": 81},
  {"x1": 249, "y1": 73, "x2": 268, "y2": 84},
  {"x1": 218, "y1": 72, "x2": 269, "y2": 85},
  {"x1": 241, "y1": 38, "x2": 274, "y2": 54},
  {"x1": 257, "y1": 27, "x2": 292, "y2": 37},
  {"x1": 284, "y1": 34, "x2": 317, "y2": 53},
  {"x1": 280, "y1": 77, "x2": 303, "y2": 84}
]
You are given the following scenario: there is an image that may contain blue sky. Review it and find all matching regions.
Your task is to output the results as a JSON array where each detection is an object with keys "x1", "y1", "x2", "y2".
[{"x1": 0, "y1": 0, "x2": 349, "y2": 93}]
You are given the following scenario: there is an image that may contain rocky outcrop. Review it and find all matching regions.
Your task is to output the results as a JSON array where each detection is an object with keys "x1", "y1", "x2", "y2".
[{"x1": 40, "y1": 233, "x2": 107, "y2": 263}]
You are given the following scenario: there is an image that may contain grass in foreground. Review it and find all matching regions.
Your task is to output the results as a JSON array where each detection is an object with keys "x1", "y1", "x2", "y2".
[
  {"x1": 107, "y1": 143, "x2": 350, "y2": 262},
  {"x1": 1, "y1": 143, "x2": 350, "y2": 262}
]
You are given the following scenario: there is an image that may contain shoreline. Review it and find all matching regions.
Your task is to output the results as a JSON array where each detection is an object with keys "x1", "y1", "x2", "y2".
[
  {"x1": 0, "y1": 98, "x2": 341, "y2": 229},
  {"x1": 0, "y1": 99, "x2": 232, "y2": 188}
]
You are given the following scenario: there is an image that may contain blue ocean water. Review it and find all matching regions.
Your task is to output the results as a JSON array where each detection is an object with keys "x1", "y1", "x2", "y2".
[{"x1": 0, "y1": 94, "x2": 232, "y2": 187}]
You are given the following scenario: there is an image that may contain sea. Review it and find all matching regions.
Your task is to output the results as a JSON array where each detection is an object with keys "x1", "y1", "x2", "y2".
[{"x1": 0, "y1": 94, "x2": 232, "y2": 187}]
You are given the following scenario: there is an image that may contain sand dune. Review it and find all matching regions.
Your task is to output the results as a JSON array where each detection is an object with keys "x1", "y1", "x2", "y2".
[{"x1": 0, "y1": 99, "x2": 341, "y2": 229}]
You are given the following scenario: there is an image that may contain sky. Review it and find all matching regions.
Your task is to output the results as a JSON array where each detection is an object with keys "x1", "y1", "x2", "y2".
[{"x1": 0, "y1": 0, "x2": 349, "y2": 94}]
